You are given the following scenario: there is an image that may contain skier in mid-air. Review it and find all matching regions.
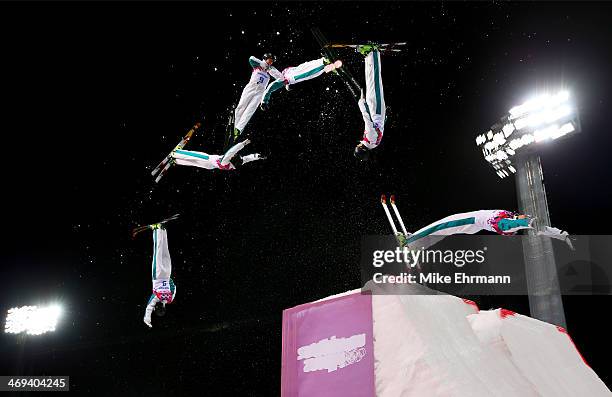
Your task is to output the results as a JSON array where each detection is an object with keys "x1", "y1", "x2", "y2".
[
  {"x1": 353, "y1": 45, "x2": 386, "y2": 161},
  {"x1": 381, "y1": 197, "x2": 534, "y2": 249},
  {"x1": 259, "y1": 56, "x2": 342, "y2": 110},
  {"x1": 139, "y1": 222, "x2": 178, "y2": 328},
  {"x1": 396, "y1": 209, "x2": 533, "y2": 248},
  {"x1": 172, "y1": 139, "x2": 264, "y2": 171},
  {"x1": 232, "y1": 53, "x2": 283, "y2": 142}
]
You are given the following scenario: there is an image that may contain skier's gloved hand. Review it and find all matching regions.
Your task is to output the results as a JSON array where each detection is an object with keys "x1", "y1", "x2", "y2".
[
  {"x1": 144, "y1": 316, "x2": 152, "y2": 328},
  {"x1": 241, "y1": 153, "x2": 265, "y2": 164},
  {"x1": 260, "y1": 103, "x2": 269, "y2": 111}
]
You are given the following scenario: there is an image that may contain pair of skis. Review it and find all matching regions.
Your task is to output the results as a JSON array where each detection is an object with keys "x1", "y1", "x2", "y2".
[
  {"x1": 380, "y1": 194, "x2": 411, "y2": 245},
  {"x1": 312, "y1": 27, "x2": 363, "y2": 101},
  {"x1": 151, "y1": 122, "x2": 202, "y2": 183},
  {"x1": 325, "y1": 42, "x2": 407, "y2": 53},
  {"x1": 131, "y1": 213, "x2": 180, "y2": 239},
  {"x1": 381, "y1": 195, "x2": 425, "y2": 273}
]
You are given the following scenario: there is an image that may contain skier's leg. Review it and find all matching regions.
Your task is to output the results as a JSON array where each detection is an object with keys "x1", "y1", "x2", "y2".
[
  {"x1": 364, "y1": 50, "x2": 385, "y2": 128},
  {"x1": 220, "y1": 139, "x2": 250, "y2": 166},
  {"x1": 285, "y1": 58, "x2": 326, "y2": 84},
  {"x1": 236, "y1": 92, "x2": 263, "y2": 133},
  {"x1": 152, "y1": 227, "x2": 172, "y2": 281},
  {"x1": 234, "y1": 86, "x2": 263, "y2": 133},
  {"x1": 172, "y1": 149, "x2": 217, "y2": 169},
  {"x1": 233, "y1": 85, "x2": 251, "y2": 132},
  {"x1": 261, "y1": 79, "x2": 286, "y2": 105}
]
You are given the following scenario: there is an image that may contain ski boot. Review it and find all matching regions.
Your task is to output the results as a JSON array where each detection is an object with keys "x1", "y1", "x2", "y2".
[
  {"x1": 356, "y1": 44, "x2": 378, "y2": 57},
  {"x1": 149, "y1": 223, "x2": 163, "y2": 230},
  {"x1": 396, "y1": 232, "x2": 408, "y2": 247},
  {"x1": 232, "y1": 127, "x2": 241, "y2": 142}
]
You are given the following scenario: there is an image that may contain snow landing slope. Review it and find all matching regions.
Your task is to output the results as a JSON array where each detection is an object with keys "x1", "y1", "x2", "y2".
[{"x1": 282, "y1": 284, "x2": 611, "y2": 396}]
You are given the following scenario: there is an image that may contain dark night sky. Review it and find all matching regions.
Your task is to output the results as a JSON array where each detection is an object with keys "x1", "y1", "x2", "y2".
[{"x1": 1, "y1": 2, "x2": 611, "y2": 395}]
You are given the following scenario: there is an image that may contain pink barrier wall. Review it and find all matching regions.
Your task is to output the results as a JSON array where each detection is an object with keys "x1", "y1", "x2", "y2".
[{"x1": 281, "y1": 293, "x2": 375, "y2": 397}]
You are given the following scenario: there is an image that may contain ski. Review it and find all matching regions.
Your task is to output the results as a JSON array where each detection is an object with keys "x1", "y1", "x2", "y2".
[
  {"x1": 389, "y1": 195, "x2": 409, "y2": 236},
  {"x1": 381, "y1": 194, "x2": 412, "y2": 247},
  {"x1": 154, "y1": 158, "x2": 176, "y2": 184},
  {"x1": 381, "y1": 194, "x2": 399, "y2": 235},
  {"x1": 223, "y1": 106, "x2": 236, "y2": 152},
  {"x1": 325, "y1": 42, "x2": 407, "y2": 53},
  {"x1": 151, "y1": 122, "x2": 201, "y2": 182},
  {"x1": 311, "y1": 27, "x2": 363, "y2": 100},
  {"x1": 131, "y1": 213, "x2": 180, "y2": 239}
]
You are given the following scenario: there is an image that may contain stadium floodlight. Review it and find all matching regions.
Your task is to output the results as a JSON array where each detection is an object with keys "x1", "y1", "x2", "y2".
[
  {"x1": 4, "y1": 305, "x2": 62, "y2": 335},
  {"x1": 473, "y1": 89, "x2": 581, "y2": 329},
  {"x1": 476, "y1": 90, "x2": 580, "y2": 179}
]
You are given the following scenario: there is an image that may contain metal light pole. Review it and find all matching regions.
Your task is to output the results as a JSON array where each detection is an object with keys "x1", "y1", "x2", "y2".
[
  {"x1": 515, "y1": 154, "x2": 566, "y2": 327},
  {"x1": 475, "y1": 90, "x2": 580, "y2": 327}
]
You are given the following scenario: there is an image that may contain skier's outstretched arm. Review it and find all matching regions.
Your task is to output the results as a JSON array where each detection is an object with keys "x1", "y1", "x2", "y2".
[
  {"x1": 358, "y1": 94, "x2": 374, "y2": 127},
  {"x1": 249, "y1": 56, "x2": 265, "y2": 68},
  {"x1": 249, "y1": 56, "x2": 281, "y2": 80},
  {"x1": 143, "y1": 294, "x2": 159, "y2": 328},
  {"x1": 268, "y1": 66, "x2": 283, "y2": 80},
  {"x1": 220, "y1": 139, "x2": 250, "y2": 166}
]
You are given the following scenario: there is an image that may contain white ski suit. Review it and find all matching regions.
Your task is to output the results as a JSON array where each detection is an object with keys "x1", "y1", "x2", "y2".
[
  {"x1": 358, "y1": 50, "x2": 386, "y2": 150},
  {"x1": 234, "y1": 56, "x2": 283, "y2": 133},
  {"x1": 400, "y1": 210, "x2": 533, "y2": 249},
  {"x1": 171, "y1": 140, "x2": 262, "y2": 171},
  {"x1": 144, "y1": 226, "x2": 177, "y2": 328}
]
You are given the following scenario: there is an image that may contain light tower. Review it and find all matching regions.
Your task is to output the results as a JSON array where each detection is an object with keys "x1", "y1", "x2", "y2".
[{"x1": 475, "y1": 90, "x2": 581, "y2": 327}]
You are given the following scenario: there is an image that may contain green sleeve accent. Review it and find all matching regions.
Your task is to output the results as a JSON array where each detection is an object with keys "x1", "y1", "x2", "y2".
[
  {"x1": 262, "y1": 80, "x2": 285, "y2": 104},
  {"x1": 249, "y1": 56, "x2": 261, "y2": 68},
  {"x1": 406, "y1": 217, "x2": 476, "y2": 244}
]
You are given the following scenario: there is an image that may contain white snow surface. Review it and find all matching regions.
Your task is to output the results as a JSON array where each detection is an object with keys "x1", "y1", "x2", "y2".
[{"x1": 318, "y1": 285, "x2": 611, "y2": 396}]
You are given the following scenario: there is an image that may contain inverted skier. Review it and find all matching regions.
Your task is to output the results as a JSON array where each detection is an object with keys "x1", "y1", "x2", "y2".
[
  {"x1": 232, "y1": 53, "x2": 283, "y2": 142},
  {"x1": 259, "y1": 56, "x2": 342, "y2": 110},
  {"x1": 353, "y1": 45, "x2": 386, "y2": 161},
  {"x1": 171, "y1": 139, "x2": 264, "y2": 171},
  {"x1": 142, "y1": 223, "x2": 177, "y2": 328}
]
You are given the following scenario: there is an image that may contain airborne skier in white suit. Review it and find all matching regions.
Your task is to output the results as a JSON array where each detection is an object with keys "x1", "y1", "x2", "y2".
[
  {"x1": 232, "y1": 53, "x2": 283, "y2": 141},
  {"x1": 171, "y1": 139, "x2": 264, "y2": 171},
  {"x1": 143, "y1": 224, "x2": 177, "y2": 328},
  {"x1": 354, "y1": 45, "x2": 386, "y2": 161}
]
